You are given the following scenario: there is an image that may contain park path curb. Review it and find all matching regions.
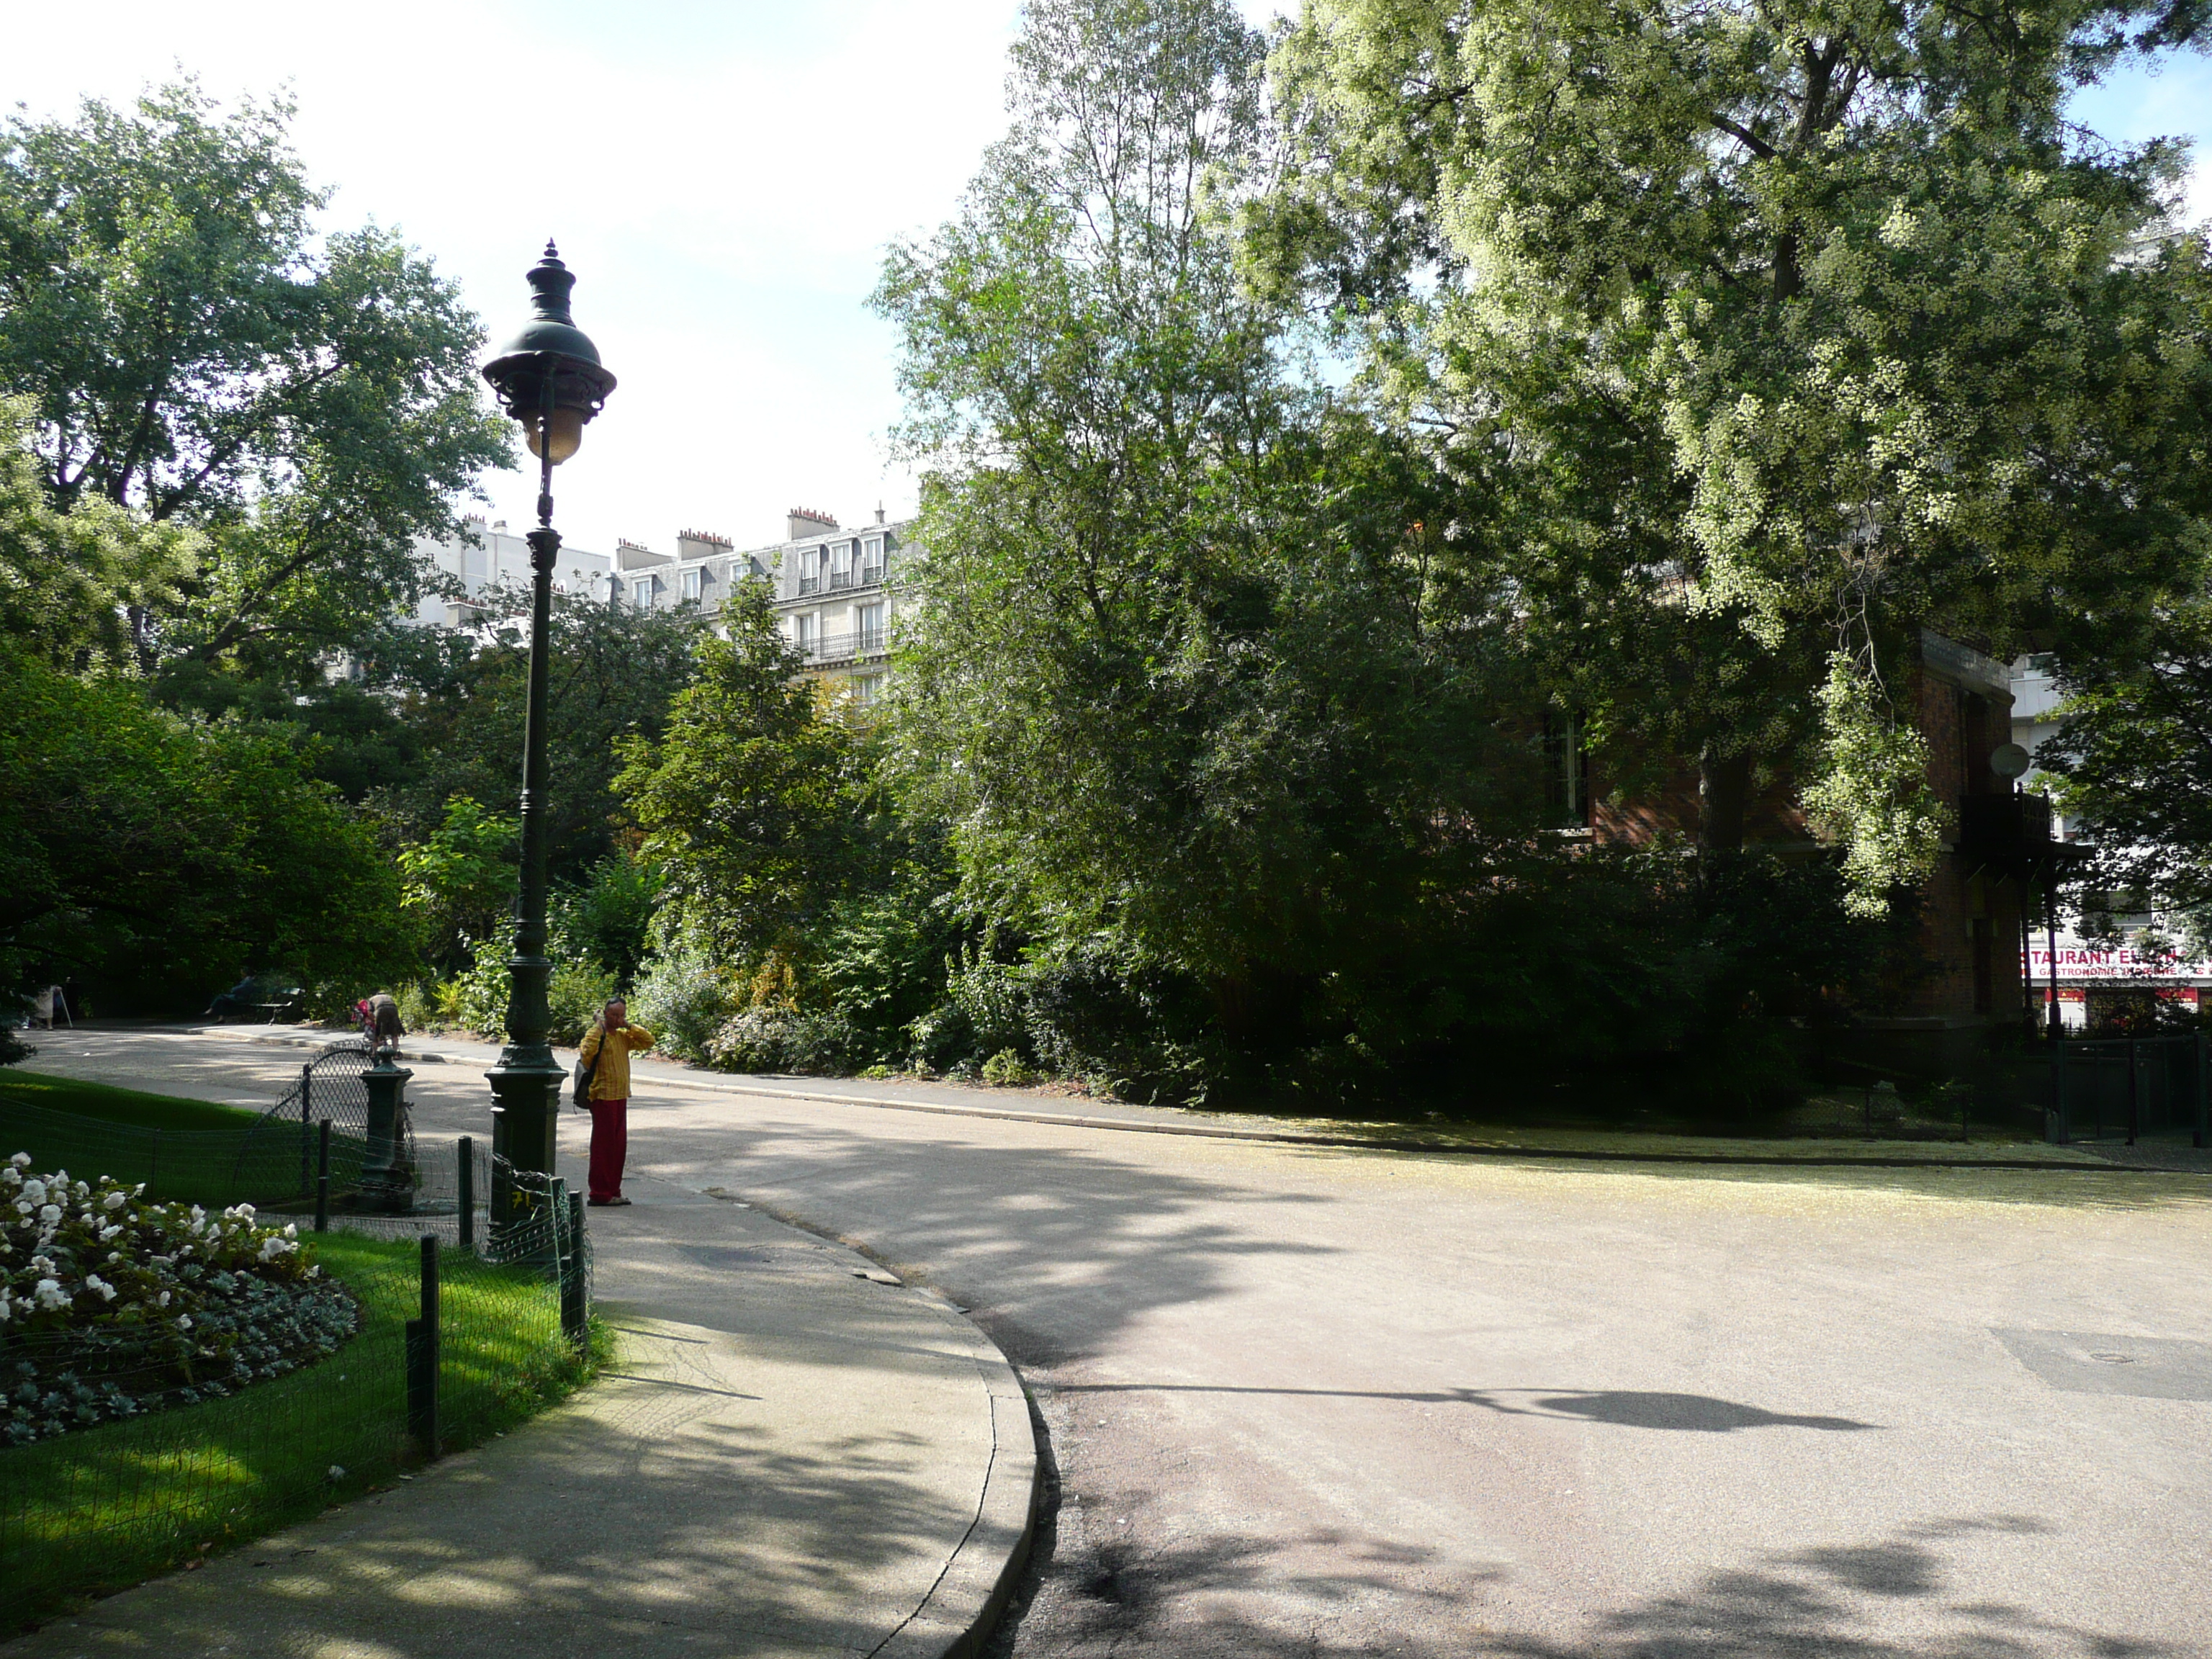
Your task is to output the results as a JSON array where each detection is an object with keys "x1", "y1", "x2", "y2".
[
  {"x1": 207, "y1": 1025, "x2": 2206, "y2": 1176},
  {"x1": 871, "y1": 1296, "x2": 1040, "y2": 1659}
]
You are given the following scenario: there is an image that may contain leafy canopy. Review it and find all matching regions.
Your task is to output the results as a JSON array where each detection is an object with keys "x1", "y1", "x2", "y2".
[
  {"x1": 1251, "y1": 0, "x2": 2212, "y2": 904},
  {"x1": 0, "y1": 81, "x2": 509, "y2": 669}
]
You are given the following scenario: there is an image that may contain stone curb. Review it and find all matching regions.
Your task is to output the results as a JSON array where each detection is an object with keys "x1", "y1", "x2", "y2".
[
  {"x1": 870, "y1": 1301, "x2": 1040, "y2": 1659},
  {"x1": 188, "y1": 1025, "x2": 2205, "y2": 1174}
]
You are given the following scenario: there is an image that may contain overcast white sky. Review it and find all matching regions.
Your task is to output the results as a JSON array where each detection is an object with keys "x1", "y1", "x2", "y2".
[{"x1": 4, "y1": 3, "x2": 2206, "y2": 558}]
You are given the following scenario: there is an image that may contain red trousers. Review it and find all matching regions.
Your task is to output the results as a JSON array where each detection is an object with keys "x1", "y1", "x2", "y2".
[{"x1": 588, "y1": 1099, "x2": 628, "y2": 1202}]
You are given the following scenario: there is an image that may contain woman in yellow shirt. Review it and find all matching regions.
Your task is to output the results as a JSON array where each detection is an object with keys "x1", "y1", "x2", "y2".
[{"x1": 577, "y1": 998, "x2": 655, "y2": 1206}]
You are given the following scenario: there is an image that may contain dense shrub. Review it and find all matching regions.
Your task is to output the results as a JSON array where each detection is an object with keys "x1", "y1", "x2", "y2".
[
  {"x1": 705, "y1": 1007, "x2": 870, "y2": 1075},
  {"x1": 627, "y1": 935, "x2": 735, "y2": 1061}
]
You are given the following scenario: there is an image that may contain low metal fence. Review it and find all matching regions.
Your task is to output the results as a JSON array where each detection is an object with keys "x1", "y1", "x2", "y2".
[{"x1": 2047, "y1": 1032, "x2": 2209, "y2": 1146}]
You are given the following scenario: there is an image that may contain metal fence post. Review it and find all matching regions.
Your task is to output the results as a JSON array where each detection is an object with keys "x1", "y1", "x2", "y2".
[
  {"x1": 300, "y1": 1064, "x2": 314, "y2": 1197},
  {"x1": 457, "y1": 1136, "x2": 475, "y2": 1253},
  {"x1": 405, "y1": 1234, "x2": 441, "y2": 1457},
  {"x1": 562, "y1": 1187, "x2": 589, "y2": 1348},
  {"x1": 314, "y1": 1119, "x2": 332, "y2": 1233},
  {"x1": 2126, "y1": 1037, "x2": 2140, "y2": 1147},
  {"x1": 2050, "y1": 1036, "x2": 2069, "y2": 1144},
  {"x1": 2185, "y1": 1035, "x2": 2203, "y2": 1150}
]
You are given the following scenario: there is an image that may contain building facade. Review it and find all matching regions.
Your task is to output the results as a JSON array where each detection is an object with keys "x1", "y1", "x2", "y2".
[
  {"x1": 1569, "y1": 629, "x2": 2049, "y2": 1033},
  {"x1": 612, "y1": 506, "x2": 908, "y2": 705},
  {"x1": 410, "y1": 516, "x2": 616, "y2": 627}
]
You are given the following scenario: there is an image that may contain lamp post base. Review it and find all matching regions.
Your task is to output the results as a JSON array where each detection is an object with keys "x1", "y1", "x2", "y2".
[
  {"x1": 487, "y1": 1044, "x2": 562, "y2": 1252},
  {"x1": 359, "y1": 1062, "x2": 416, "y2": 1214}
]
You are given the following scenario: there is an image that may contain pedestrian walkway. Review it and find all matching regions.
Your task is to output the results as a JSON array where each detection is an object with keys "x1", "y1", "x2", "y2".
[{"x1": 6, "y1": 1178, "x2": 1037, "y2": 1659}]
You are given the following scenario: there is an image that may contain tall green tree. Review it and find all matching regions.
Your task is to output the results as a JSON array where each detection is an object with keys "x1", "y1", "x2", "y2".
[
  {"x1": 0, "y1": 639, "x2": 417, "y2": 1017},
  {"x1": 0, "y1": 81, "x2": 508, "y2": 671},
  {"x1": 376, "y1": 590, "x2": 712, "y2": 881},
  {"x1": 875, "y1": 0, "x2": 1544, "y2": 1042},
  {"x1": 1251, "y1": 0, "x2": 2212, "y2": 909},
  {"x1": 613, "y1": 590, "x2": 877, "y2": 966}
]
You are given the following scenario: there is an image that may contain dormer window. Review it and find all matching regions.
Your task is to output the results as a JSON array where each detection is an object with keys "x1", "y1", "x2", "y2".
[{"x1": 681, "y1": 568, "x2": 703, "y2": 602}]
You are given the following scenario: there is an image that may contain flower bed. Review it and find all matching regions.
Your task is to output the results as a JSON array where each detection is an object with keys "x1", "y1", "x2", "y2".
[{"x1": 2, "y1": 1154, "x2": 356, "y2": 1445}]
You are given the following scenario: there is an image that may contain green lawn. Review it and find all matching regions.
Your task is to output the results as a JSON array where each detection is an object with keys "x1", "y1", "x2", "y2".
[
  {"x1": 0, "y1": 1231, "x2": 605, "y2": 1633},
  {"x1": 0, "y1": 1069, "x2": 336, "y2": 1206},
  {"x1": 0, "y1": 1069, "x2": 262, "y2": 1132}
]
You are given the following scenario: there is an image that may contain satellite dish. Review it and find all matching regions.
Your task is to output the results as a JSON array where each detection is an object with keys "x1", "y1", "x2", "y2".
[{"x1": 1990, "y1": 742, "x2": 2032, "y2": 781}]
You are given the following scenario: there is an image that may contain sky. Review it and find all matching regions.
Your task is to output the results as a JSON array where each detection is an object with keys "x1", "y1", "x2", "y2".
[{"x1": 3, "y1": 4, "x2": 2206, "y2": 559}]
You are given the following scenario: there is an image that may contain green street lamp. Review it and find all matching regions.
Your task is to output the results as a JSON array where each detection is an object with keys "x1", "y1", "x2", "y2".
[{"x1": 478, "y1": 242, "x2": 616, "y2": 1222}]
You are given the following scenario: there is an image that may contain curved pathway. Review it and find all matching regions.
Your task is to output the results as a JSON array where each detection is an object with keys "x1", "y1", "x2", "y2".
[{"x1": 27, "y1": 1028, "x2": 2212, "y2": 1658}]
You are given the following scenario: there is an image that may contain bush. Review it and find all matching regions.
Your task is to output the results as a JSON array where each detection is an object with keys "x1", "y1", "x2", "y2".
[
  {"x1": 705, "y1": 1007, "x2": 870, "y2": 1074},
  {"x1": 551, "y1": 853, "x2": 663, "y2": 987},
  {"x1": 627, "y1": 936, "x2": 734, "y2": 1061},
  {"x1": 1, "y1": 1156, "x2": 349, "y2": 1444},
  {"x1": 981, "y1": 1048, "x2": 1035, "y2": 1086},
  {"x1": 447, "y1": 920, "x2": 517, "y2": 1038},
  {"x1": 440, "y1": 920, "x2": 616, "y2": 1045},
  {"x1": 547, "y1": 957, "x2": 618, "y2": 1046},
  {"x1": 393, "y1": 981, "x2": 441, "y2": 1033}
]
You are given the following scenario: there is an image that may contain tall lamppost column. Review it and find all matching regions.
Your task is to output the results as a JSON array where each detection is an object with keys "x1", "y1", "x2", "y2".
[{"x1": 478, "y1": 243, "x2": 617, "y2": 1224}]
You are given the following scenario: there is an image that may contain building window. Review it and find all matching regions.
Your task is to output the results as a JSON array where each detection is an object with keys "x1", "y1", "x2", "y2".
[
  {"x1": 1543, "y1": 709, "x2": 1591, "y2": 828},
  {"x1": 631, "y1": 578, "x2": 652, "y2": 609},
  {"x1": 793, "y1": 613, "x2": 817, "y2": 658},
  {"x1": 851, "y1": 673, "x2": 884, "y2": 706},
  {"x1": 861, "y1": 536, "x2": 885, "y2": 583},
  {"x1": 681, "y1": 567, "x2": 703, "y2": 601},
  {"x1": 830, "y1": 539, "x2": 855, "y2": 590},
  {"x1": 858, "y1": 602, "x2": 886, "y2": 652}
]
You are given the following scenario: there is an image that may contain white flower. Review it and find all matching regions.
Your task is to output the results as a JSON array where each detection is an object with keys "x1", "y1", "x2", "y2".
[
  {"x1": 34, "y1": 1278, "x2": 68, "y2": 1310},
  {"x1": 256, "y1": 1236, "x2": 297, "y2": 1262},
  {"x1": 71, "y1": 1181, "x2": 88, "y2": 1200},
  {"x1": 84, "y1": 1274, "x2": 117, "y2": 1303},
  {"x1": 21, "y1": 1180, "x2": 44, "y2": 1204},
  {"x1": 282, "y1": 1224, "x2": 297, "y2": 1240},
  {"x1": 174, "y1": 1314, "x2": 192, "y2": 1330},
  {"x1": 99, "y1": 1225, "x2": 122, "y2": 1242},
  {"x1": 8, "y1": 1152, "x2": 28, "y2": 1167},
  {"x1": 102, "y1": 1191, "x2": 126, "y2": 1212},
  {"x1": 158, "y1": 1290, "x2": 171, "y2": 1307},
  {"x1": 12, "y1": 1200, "x2": 29, "y2": 1217},
  {"x1": 327, "y1": 1465, "x2": 346, "y2": 1481},
  {"x1": 37, "y1": 1205, "x2": 60, "y2": 1224}
]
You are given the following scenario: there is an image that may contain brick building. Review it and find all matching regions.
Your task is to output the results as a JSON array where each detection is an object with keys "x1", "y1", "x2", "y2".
[{"x1": 1570, "y1": 630, "x2": 2059, "y2": 1033}]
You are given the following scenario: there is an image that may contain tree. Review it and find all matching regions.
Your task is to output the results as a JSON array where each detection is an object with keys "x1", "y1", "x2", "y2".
[
  {"x1": 1252, "y1": 0, "x2": 2212, "y2": 909},
  {"x1": 876, "y1": 0, "x2": 1547, "y2": 1038},
  {"x1": 0, "y1": 641, "x2": 418, "y2": 1016},
  {"x1": 613, "y1": 590, "x2": 878, "y2": 967},
  {"x1": 0, "y1": 81, "x2": 508, "y2": 670},
  {"x1": 0, "y1": 396, "x2": 198, "y2": 671},
  {"x1": 374, "y1": 590, "x2": 712, "y2": 882},
  {"x1": 397, "y1": 796, "x2": 519, "y2": 973},
  {"x1": 2038, "y1": 602, "x2": 2212, "y2": 941}
]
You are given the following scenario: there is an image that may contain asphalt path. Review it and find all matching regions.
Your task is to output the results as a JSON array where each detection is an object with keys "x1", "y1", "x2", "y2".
[{"x1": 19, "y1": 1028, "x2": 2212, "y2": 1658}]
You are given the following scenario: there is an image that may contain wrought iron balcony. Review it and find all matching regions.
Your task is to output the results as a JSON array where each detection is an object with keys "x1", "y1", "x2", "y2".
[
  {"x1": 797, "y1": 575, "x2": 822, "y2": 595},
  {"x1": 798, "y1": 629, "x2": 890, "y2": 665}
]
